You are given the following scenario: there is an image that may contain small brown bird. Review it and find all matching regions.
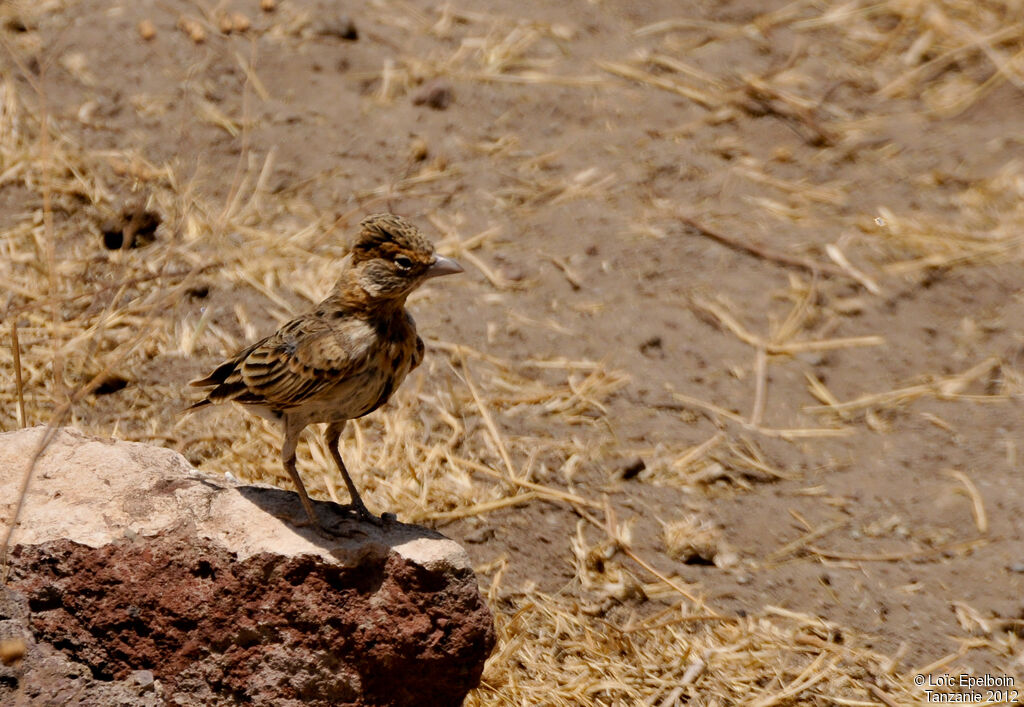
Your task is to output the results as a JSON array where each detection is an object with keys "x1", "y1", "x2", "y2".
[{"x1": 188, "y1": 213, "x2": 462, "y2": 530}]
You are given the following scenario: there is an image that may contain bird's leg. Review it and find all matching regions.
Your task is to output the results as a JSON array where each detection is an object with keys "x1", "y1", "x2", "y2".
[
  {"x1": 325, "y1": 421, "x2": 384, "y2": 525},
  {"x1": 281, "y1": 419, "x2": 324, "y2": 532}
]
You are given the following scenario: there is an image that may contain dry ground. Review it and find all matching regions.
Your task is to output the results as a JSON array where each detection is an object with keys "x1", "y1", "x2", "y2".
[{"x1": 2, "y1": 0, "x2": 1024, "y2": 704}]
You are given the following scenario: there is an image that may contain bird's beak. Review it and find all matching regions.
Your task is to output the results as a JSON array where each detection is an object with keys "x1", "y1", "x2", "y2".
[{"x1": 425, "y1": 254, "x2": 464, "y2": 279}]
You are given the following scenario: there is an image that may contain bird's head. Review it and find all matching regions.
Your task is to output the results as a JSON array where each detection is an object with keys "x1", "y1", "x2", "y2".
[{"x1": 346, "y1": 213, "x2": 463, "y2": 304}]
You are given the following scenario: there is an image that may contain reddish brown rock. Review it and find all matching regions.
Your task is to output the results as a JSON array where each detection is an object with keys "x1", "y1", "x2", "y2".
[{"x1": 0, "y1": 427, "x2": 494, "y2": 706}]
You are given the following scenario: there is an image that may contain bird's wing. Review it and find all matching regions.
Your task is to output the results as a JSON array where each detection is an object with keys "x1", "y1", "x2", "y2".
[{"x1": 190, "y1": 312, "x2": 372, "y2": 409}]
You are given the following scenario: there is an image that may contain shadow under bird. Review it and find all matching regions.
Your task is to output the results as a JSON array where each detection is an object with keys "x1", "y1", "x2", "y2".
[{"x1": 187, "y1": 213, "x2": 463, "y2": 532}]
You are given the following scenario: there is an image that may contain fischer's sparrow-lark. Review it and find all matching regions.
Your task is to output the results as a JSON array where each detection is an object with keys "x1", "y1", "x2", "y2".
[{"x1": 188, "y1": 213, "x2": 462, "y2": 531}]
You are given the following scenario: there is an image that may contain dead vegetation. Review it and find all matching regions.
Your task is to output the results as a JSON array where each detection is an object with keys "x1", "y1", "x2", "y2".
[{"x1": 2, "y1": 0, "x2": 1024, "y2": 704}]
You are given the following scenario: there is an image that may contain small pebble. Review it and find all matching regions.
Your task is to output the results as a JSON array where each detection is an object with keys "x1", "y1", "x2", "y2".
[
  {"x1": 4, "y1": 15, "x2": 33, "y2": 32},
  {"x1": 131, "y1": 670, "x2": 156, "y2": 691},
  {"x1": 317, "y1": 16, "x2": 358, "y2": 41},
  {"x1": 101, "y1": 203, "x2": 161, "y2": 250},
  {"x1": 497, "y1": 264, "x2": 525, "y2": 282},
  {"x1": 412, "y1": 80, "x2": 453, "y2": 110},
  {"x1": 178, "y1": 17, "x2": 206, "y2": 43},
  {"x1": 772, "y1": 146, "x2": 793, "y2": 162},
  {"x1": 714, "y1": 550, "x2": 739, "y2": 569},
  {"x1": 0, "y1": 638, "x2": 26, "y2": 666},
  {"x1": 619, "y1": 457, "x2": 645, "y2": 480},
  {"x1": 409, "y1": 136, "x2": 429, "y2": 162},
  {"x1": 217, "y1": 12, "x2": 250, "y2": 34},
  {"x1": 639, "y1": 336, "x2": 663, "y2": 357},
  {"x1": 260, "y1": 0, "x2": 276, "y2": 12},
  {"x1": 464, "y1": 527, "x2": 495, "y2": 544},
  {"x1": 1009, "y1": 562, "x2": 1024, "y2": 573},
  {"x1": 137, "y1": 19, "x2": 157, "y2": 41}
]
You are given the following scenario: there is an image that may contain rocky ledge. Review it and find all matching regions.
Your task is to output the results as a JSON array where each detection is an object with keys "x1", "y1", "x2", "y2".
[{"x1": 0, "y1": 426, "x2": 494, "y2": 706}]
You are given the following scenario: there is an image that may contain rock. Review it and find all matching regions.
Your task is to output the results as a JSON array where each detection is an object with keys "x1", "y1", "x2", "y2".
[
  {"x1": 0, "y1": 426, "x2": 494, "y2": 706},
  {"x1": 0, "y1": 588, "x2": 166, "y2": 706}
]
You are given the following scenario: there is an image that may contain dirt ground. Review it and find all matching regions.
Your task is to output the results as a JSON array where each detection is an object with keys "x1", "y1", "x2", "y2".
[{"x1": 3, "y1": 0, "x2": 1024, "y2": 703}]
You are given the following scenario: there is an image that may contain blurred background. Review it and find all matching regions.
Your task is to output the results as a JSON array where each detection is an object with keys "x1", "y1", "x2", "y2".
[{"x1": 2, "y1": 0, "x2": 1023, "y2": 703}]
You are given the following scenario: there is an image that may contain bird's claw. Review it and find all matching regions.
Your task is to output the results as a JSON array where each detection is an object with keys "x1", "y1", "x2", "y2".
[
  {"x1": 345, "y1": 502, "x2": 396, "y2": 527},
  {"x1": 353, "y1": 505, "x2": 383, "y2": 526}
]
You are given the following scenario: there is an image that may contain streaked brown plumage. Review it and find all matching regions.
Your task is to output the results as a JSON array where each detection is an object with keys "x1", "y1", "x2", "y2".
[{"x1": 188, "y1": 213, "x2": 462, "y2": 531}]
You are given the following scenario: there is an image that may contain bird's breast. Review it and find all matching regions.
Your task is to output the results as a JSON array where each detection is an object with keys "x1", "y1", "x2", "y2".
[{"x1": 317, "y1": 317, "x2": 418, "y2": 422}]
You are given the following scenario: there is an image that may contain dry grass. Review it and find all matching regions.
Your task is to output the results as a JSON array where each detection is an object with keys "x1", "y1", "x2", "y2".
[
  {"x1": 468, "y1": 593, "x2": 924, "y2": 706},
  {"x1": 2, "y1": 0, "x2": 1023, "y2": 704}
]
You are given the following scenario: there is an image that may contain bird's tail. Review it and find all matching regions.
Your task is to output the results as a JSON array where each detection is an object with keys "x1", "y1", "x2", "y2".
[{"x1": 180, "y1": 398, "x2": 213, "y2": 416}]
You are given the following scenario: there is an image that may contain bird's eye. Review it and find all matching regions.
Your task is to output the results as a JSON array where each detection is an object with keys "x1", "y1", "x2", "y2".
[{"x1": 394, "y1": 255, "x2": 413, "y2": 271}]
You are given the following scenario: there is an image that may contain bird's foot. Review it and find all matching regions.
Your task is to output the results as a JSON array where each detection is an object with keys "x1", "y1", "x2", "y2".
[{"x1": 348, "y1": 501, "x2": 394, "y2": 527}]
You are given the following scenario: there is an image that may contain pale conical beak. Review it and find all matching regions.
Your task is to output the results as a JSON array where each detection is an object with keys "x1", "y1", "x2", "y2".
[{"x1": 425, "y1": 254, "x2": 463, "y2": 279}]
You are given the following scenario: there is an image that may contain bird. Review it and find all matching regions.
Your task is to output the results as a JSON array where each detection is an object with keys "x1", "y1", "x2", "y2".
[{"x1": 187, "y1": 213, "x2": 463, "y2": 532}]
